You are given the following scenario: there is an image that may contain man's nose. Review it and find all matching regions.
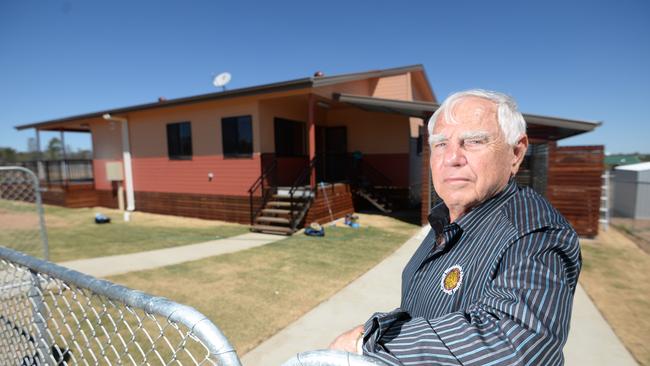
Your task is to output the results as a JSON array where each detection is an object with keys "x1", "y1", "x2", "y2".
[{"x1": 444, "y1": 142, "x2": 466, "y2": 166}]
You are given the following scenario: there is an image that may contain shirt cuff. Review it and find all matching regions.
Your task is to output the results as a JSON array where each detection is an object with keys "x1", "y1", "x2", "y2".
[{"x1": 362, "y1": 308, "x2": 410, "y2": 354}]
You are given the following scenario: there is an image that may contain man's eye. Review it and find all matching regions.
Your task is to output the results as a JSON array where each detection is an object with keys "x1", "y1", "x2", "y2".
[
  {"x1": 465, "y1": 139, "x2": 486, "y2": 146},
  {"x1": 434, "y1": 142, "x2": 447, "y2": 149}
]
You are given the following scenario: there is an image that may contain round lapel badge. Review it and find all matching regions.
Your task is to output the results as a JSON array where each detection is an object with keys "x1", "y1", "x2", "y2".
[{"x1": 440, "y1": 265, "x2": 464, "y2": 295}]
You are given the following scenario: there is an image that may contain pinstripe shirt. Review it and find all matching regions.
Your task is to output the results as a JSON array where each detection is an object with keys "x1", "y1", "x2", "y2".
[{"x1": 362, "y1": 180, "x2": 581, "y2": 365}]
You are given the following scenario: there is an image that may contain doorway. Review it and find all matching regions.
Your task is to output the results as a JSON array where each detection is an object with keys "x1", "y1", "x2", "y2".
[{"x1": 316, "y1": 126, "x2": 347, "y2": 183}]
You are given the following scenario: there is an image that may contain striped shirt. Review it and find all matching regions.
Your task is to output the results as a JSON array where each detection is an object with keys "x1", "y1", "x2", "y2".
[{"x1": 362, "y1": 180, "x2": 581, "y2": 365}]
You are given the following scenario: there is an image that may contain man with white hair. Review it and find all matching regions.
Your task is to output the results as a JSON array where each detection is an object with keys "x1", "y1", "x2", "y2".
[{"x1": 330, "y1": 90, "x2": 581, "y2": 365}]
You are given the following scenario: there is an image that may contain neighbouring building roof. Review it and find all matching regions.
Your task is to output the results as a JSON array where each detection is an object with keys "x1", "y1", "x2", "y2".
[
  {"x1": 615, "y1": 161, "x2": 650, "y2": 171},
  {"x1": 605, "y1": 154, "x2": 642, "y2": 166}
]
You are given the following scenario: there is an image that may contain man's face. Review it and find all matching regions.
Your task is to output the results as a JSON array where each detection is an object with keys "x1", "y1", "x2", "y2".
[{"x1": 430, "y1": 96, "x2": 527, "y2": 220}]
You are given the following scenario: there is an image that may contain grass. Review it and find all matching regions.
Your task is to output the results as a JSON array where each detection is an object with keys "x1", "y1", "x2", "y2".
[
  {"x1": 579, "y1": 226, "x2": 650, "y2": 366},
  {"x1": 108, "y1": 218, "x2": 419, "y2": 355},
  {"x1": 0, "y1": 199, "x2": 249, "y2": 262}
]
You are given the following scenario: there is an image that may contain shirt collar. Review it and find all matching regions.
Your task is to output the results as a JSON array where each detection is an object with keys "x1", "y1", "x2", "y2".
[{"x1": 428, "y1": 178, "x2": 519, "y2": 233}]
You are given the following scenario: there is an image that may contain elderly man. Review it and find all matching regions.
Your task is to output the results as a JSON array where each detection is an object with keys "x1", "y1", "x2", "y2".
[{"x1": 330, "y1": 89, "x2": 581, "y2": 365}]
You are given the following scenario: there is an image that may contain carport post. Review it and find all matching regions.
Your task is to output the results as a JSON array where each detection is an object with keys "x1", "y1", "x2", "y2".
[
  {"x1": 308, "y1": 94, "x2": 316, "y2": 188},
  {"x1": 35, "y1": 129, "x2": 45, "y2": 181},
  {"x1": 60, "y1": 129, "x2": 68, "y2": 185}
]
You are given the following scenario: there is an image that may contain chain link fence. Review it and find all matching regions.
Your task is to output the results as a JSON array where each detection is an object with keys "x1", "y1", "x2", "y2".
[
  {"x1": 0, "y1": 246, "x2": 242, "y2": 366},
  {"x1": 0, "y1": 167, "x2": 49, "y2": 260}
]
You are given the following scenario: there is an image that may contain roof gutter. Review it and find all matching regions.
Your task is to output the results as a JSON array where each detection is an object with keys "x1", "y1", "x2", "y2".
[{"x1": 102, "y1": 114, "x2": 135, "y2": 220}]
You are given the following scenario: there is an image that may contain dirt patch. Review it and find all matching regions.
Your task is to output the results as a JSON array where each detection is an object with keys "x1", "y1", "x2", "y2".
[
  {"x1": 611, "y1": 217, "x2": 650, "y2": 254},
  {"x1": 0, "y1": 213, "x2": 39, "y2": 230},
  {"x1": 122, "y1": 210, "x2": 237, "y2": 228},
  {"x1": 334, "y1": 212, "x2": 420, "y2": 235},
  {"x1": 42, "y1": 205, "x2": 240, "y2": 229},
  {"x1": 0, "y1": 212, "x2": 69, "y2": 230}
]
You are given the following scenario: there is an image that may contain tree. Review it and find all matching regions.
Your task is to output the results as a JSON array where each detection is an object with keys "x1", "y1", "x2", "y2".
[
  {"x1": 45, "y1": 137, "x2": 62, "y2": 160},
  {"x1": 0, "y1": 147, "x2": 17, "y2": 163}
]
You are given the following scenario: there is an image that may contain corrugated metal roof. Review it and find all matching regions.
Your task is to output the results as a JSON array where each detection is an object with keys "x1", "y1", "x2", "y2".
[
  {"x1": 334, "y1": 93, "x2": 600, "y2": 140},
  {"x1": 15, "y1": 64, "x2": 426, "y2": 131},
  {"x1": 615, "y1": 161, "x2": 650, "y2": 171}
]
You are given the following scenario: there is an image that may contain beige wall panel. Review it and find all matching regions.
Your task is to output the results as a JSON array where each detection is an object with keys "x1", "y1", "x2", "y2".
[
  {"x1": 326, "y1": 108, "x2": 409, "y2": 154},
  {"x1": 313, "y1": 79, "x2": 372, "y2": 99},
  {"x1": 126, "y1": 99, "x2": 259, "y2": 158},
  {"x1": 90, "y1": 118, "x2": 122, "y2": 160},
  {"x1": 371, "y1": 74, "x2": 409, "y2": 100},
  {"x1": 258, "y1": 96, "x2": 310, "y2": 153}
]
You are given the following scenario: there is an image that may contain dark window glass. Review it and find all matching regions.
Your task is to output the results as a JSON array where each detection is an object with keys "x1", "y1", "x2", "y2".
[
  {"x1": 222, "y1": 115, "x2": 253, "y2": 157},
  {"x1": 167, "y1": 122, "x2": 192, "y2": 159},
  {"x1": 274, "y1": 118, "x2": 306, "y2": 157}
]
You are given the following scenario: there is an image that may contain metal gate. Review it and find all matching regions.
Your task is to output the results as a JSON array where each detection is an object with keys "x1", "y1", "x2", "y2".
[
  {"x1": 0, "y1": 166, "x2": 49, "y2": 260},
  {"x1": 0, "y1": 246, "x2": 241, "y2": 365}
]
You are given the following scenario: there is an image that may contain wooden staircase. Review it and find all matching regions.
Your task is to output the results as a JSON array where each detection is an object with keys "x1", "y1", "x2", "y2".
[
  {"x1": 251, "y1": 186, "x2": 314, "y2": 235},
  {"x1": 355, "y1": 187, "x2": 392, "y2": 213}
]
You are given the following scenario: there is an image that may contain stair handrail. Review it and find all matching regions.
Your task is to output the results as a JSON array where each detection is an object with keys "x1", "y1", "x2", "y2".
[
  {"x1": 348, "y1": 158, "x2": 394, "y2": 212},
  {"x1": 248, "y1": 158, "x2": 278, "y2": 225},
  {"x1": 288, "y1": 157, "x2": 318, "y2": 229},
  {"x1": 358, "y1": 159, "x2": 393, "y2": 187}
]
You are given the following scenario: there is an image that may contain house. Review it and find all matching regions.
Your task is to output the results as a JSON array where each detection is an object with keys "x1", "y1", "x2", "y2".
[
  {"x1": 15, "y1": 65, "x2": 603, "y2": 236},
  {"x1": 612, "y1": 162, "x2": 650, "y2": 219}
]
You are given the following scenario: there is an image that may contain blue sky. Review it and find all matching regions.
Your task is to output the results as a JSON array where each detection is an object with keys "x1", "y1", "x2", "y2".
[{"x1": 1, "y1": 0, "x2": 648, "y2": 154}]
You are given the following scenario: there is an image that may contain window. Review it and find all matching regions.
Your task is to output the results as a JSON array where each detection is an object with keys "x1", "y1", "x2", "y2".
[
  {"x1": 274, "y1": 118, "x2": 306, "y2": 156},
  {"x1": 222, "y1": 115, "x2": 253, "y2": 157},
  {"x1": 166, "y1": 122, "x2": 192, "y2": 160}
]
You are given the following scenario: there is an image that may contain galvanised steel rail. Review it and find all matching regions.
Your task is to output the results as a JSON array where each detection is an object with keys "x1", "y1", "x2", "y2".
[{"x1": 0, "y1": 246, "x2": 241, "y2": 365}]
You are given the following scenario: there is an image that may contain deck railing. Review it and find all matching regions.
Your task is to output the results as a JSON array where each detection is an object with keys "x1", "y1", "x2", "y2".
[{"x1": 4, "y1": 159, "x2": 94, "y2": 187}]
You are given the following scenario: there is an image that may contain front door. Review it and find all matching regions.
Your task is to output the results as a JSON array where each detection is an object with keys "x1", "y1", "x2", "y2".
[{"x1": 316, "y1": 126, "x2": 347, "y2": 182}]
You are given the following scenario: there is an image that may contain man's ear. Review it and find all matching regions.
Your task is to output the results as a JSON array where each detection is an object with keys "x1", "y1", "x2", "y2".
[{"x1": 511, "y1": 134, "x2": 529, "y2": 175}]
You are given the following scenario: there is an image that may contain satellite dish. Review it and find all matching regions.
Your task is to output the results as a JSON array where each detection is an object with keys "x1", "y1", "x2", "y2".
[{"x1": 213, "y1": 72, "x2": 231, "y2": 90}]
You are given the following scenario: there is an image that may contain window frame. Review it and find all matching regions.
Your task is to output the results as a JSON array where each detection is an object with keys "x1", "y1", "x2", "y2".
[
  {"x1": 166, "y1": 121, "x2": 193, "y2": 160},
  {"x1": 221, "y1": 115, "x2": 254, "y2": 159}
]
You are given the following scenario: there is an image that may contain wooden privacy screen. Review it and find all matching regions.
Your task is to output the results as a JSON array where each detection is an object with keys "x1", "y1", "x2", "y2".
[{"x1": 546, "y1": 144, "x2": 604, "y2": 237}]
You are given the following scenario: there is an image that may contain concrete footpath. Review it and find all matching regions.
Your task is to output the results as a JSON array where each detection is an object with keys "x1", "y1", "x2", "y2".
[
  {"x1": 60, "y1": 232, "x2": 284, "y2": 277},
  {"x1": 242, "y1": 226, "x2": 638, "y2": 366}
]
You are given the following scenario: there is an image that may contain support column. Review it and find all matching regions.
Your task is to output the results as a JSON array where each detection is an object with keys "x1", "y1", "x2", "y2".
[
  {"x1": 308, "y1": 94, "x2": 316, "y2": 188},
  {"x1": 60, "y1": 129, "x2": 68, "y2": 184},
  {"x1": 421, "y1": 113, "x2": 432, "y2": 226},
  {"x1": 121, "y1": 120, "x2": 135, "y2": 215},
  {"x1": 35, "y1": 129, "x2": 45, "y2": 182}
]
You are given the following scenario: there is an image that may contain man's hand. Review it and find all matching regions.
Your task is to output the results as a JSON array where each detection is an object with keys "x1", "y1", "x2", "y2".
[{"x1": 328, "y1": 325, "x2": 364, "y2": 354}]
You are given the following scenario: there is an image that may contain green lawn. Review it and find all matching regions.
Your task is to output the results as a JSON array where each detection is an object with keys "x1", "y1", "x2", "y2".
[
  {"x1": 0, "y1": 200, "x2": 249, "y2": 262},
  {"x1": 108, "y1": 219, "x2": 419, "y2": 354}
]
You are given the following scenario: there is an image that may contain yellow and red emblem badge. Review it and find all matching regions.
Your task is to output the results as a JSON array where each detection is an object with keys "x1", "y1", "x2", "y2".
[{"x1": 440, "y1": 265, "x2": 464, "y2": 295}]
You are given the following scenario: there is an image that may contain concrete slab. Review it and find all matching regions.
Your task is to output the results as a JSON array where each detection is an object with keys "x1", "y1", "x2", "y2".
[
  {"x1": 565, "y1": 285, "x2": 637, "y2": 365},
  {"x1": 241, "y1": 226, "x2": 429, "y2": 366},
  {"x1": 60, "y1": 232, "x2": 284, "y2": 277}
]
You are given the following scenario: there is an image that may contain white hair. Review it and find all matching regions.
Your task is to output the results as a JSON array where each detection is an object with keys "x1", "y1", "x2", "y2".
[{"x1": 427, "y1": 89, "x2": 526, "y2": 146}]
